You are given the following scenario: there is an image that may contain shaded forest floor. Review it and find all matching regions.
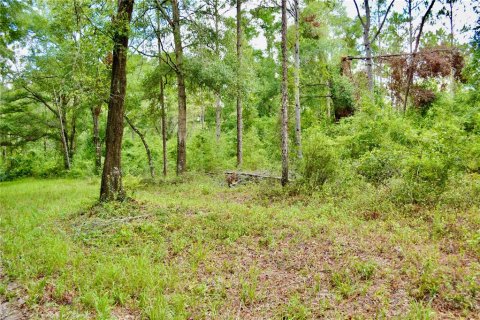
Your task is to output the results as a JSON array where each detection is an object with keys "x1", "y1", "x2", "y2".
[{"x1": 0, "y1": 176, "x2": 479, "y2": 319}]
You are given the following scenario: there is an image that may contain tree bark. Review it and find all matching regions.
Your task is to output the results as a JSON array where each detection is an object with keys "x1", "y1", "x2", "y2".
[
  {"x1": 56, "y1": 97, "x2": 71, "y2": 170},
  {"x1": 160, "y1": 77, "x2": 167, "y2": 177},
  {"x1": 353, "y1": 0, "x2": 395, "y2": 94},
  {"x1": 363, "y1": 0, "x2": 374, "y2": 92},
  {"x1": 449, "y1": 0, "x2": 455, "y2": 94},
  {"x1": 172, "y1": 0, "x2": 187, "y2": 175},
  {"x1": 214, "y1": 0, "x2": 222, "y2": 143},
  {"x1": 125, "y1": 115, "x2": 155, "y2": 179},
  {"x1": 215, "y1": 92, "x2": 221, "y2": 143},
  {"x1": 293, "y1": 0, "x2": 302, "y2": 159},
  {"x1": 449, "y1": 0, "x2": 454, "y2": 47},
  {"x1": 91, "y1": 106, "x2": 102, "y2": 174},
  {"x1": 68, "y1": 108, "x2": 77, "y2": 162},
  {"x1": 236, "y1": 0, "x2": 243, "y2": 167},
  {"x1": 280, "y1": 0, "x2": 289, "y2": 186},
  {"x1": 326, "y1": 79, "x2": 332, "y2": 118},
  {"x1": 156, "y1": 14, "x2": 167, "y2": 177},
  {"x1": 100, "y1": 0, "x2": 134, "y2": 201},
  {"x1": 408, "y1": 0, "x2": 413, "y2": 54}
]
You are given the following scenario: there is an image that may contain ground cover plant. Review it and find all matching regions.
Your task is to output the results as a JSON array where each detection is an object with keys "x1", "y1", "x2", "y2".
[
  {"x1": 1, "y1": 0, "x2": 480, "y2": 319},
  {"x1": 0, "y1": 172, "x2": 479, "y2": 319}
]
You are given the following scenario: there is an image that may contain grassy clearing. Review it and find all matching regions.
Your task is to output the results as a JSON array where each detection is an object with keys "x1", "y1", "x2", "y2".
[{"x1": 0, "y1": 175, "x2": 479, "y2": 319}]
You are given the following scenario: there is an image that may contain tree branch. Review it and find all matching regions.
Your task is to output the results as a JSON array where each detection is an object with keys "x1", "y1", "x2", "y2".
[
  {"x1": 353, "y1": 0, "x2": 366, "y2": 28},
  {"x1": 371, "y1": 0, "x2": 395, "y2": 43}
]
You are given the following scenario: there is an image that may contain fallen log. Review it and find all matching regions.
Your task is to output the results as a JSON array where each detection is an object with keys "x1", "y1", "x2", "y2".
[{"x1": 224, "y1": 171, "x2": 281, "y2": 187}]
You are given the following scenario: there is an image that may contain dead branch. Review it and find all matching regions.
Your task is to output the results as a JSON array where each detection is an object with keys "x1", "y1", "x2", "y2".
[{"x1": 344, "y1": 48, "x2": 456, "y2": 61}]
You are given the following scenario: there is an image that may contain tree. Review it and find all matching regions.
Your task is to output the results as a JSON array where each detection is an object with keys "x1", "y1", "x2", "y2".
[
  {"x1": 124, "y1": 115, "x2": 155, "y2": 178},
  {"x1": 209, "y1": 0, "x2": 226, "y2": 142},
  {"x1": 100, "y1": 0, "x2": 135, "y2": 201},
  {"x1": 0, "y1": 0, "x2": 29, "y2": 74},
  {"x1": 236, "y1": 0, "x2": 243, "y2": 167},
  {"x1": 155, "y1": 0, "x2": 187, "y2": 175},
  {"x1": 91, "y1": 105, "x2": 102, "y2": 174},
  {"x1": 403, "y1": 0, "x2": 437, "y2": 111},
  {"x1": 293, "y1": 0, "x2": 302, "y2": 159},
  {"x1": 159, "y1": 69, "x2": 168, "y2": 177},
  {"x1": 171, "y1": 0, "x2": 187, "y2": 174},
  {"x1": 280, "y1": 0, "x2": 289, "y2": 186},
  {"x1": 154, "y1": 12, "x2": 168, "y2": 177},
  {"x1": 353, "y1": 0, "x2": 395, "y2": 92}
]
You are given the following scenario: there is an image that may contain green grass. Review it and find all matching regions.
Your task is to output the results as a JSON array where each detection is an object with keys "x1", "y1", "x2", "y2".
[{"x1": 0, "y1": 175, "x2": 479, "y2": 319}]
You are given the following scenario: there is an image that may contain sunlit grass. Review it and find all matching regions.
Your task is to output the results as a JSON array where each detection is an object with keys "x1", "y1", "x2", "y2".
[{"x1": 0, "y1": 176, "x2": 479, "y2": 319}]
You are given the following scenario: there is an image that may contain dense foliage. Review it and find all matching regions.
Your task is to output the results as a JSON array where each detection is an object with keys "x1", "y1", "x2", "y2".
[{"x1": 0, "y1": 0, "x2": 478, "y2": 204}]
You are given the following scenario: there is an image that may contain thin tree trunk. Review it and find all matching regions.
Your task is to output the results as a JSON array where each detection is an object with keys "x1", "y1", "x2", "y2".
[
  {"x1": 377, "y1": 1, "x2": 382, "y2": 88},
  {"x1": 293, "y1": 0, "x2": 302, "y2": 159},
  {"x1": 403, "y1": 0, "x2": 436, "y2": 112},
  {"x1": 56, "y1": 101, "x2": 71, "y2": 170},
  {"x1": 449, "y1": 0, "x2": 455, "y2": 94},
  {"x1": 91, "y1": 106, "x2": 102, "y2": 174},
  {"x1": 215, "y1": 92, "x2": 221, "y2": 142},
  {"x1": 449, "y1": 0, "x2": 454, "y2": 47},
  {"x1": 214, "y1": 0, "x2": 222, "y2": 143},
  {"x1": 68, "y1": 109, "x2": 76, "y2": 161},
  {"x1": 354, "y1": 0, "x2": 395, "y2": 94},
  {"x1": 326, "y1": 79, "x2": 332, "y2": 118},
  {"x1": 156, "y1": 14, "x2": 167, "y2": 177},
  {"x1": 408, "y1": 0, "x2": 413, "y2": 54},
  {"x1": 280, "y1": 0, "x2": 289, "y2": 186},
  {"x1": 200, "y1": 104, "x2": 205, "y2": 129},
  {"x1": 125, "y1": 115, "x2": 155, "y2": 179},
  {"x1": 172, "y1": 0, "x2": 187, "y2": 175},
  {"x1": 160, "y1": 78, "x2": 167, "y2": 177},
  {"x1": 100, "y1": 0, "x2": 134, "y2": 201},
  {"x1": 236, "y1": 0, "x2": 243, "y2": 167},
  {"x1": 406, "y1": 0, "x2": 413, "y2": 111},
  {"x1": 363, "y1": 0, "x2": 374, "y2": 93}
]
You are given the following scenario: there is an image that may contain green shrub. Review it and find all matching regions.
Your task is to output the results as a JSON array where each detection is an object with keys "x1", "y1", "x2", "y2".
[
  {"x1": 390, "y1": 151, "x2": 451, "y2": 204},
  {"x1": 300, "y1": 131, "x2": 338, "y2": 189},
  {"x1": 242, "y1": 128, "x2": 275, "y2": 171},
  {"x1": 187, "y1": 130, "x2": 229, "y2": 173},
  {"x1": 357, "y1": 147, "x2": 402, "y2": 185},
  {"x1": 330, "y1": 74, "x2": 355, "y2": 119}
]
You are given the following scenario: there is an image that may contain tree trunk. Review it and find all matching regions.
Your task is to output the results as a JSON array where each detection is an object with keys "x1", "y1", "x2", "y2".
[
  {"x1": 236, "y1": 0, "x2": 243, "y2": 167},
  {"x1": 326, "y1": 79, "x2": 332, "y2": 118},
  {"x1": 100, "y1": 0, "x2": 134, "y2": 201},
  {"x1": 376, "y1": 1, "x2": 382, "y2": 88},
  {"x1": 354, "y1": 0, "x2": 395, "y2": 94},
  {"x1": 125, "y1": 115, "x2": 155, "y2": 179},
  {"x1": 293, "y1": 0, "x2": 302, "y2": 159},
  {"x1": 449, "y1": 0, "x2": 454, "y2": 47},
  {"x1": 156, "y1": 15, "x2": 167, "y2": 177},
  {"x1": 408, "y1": 0, "x2": 413, "y2": 54},
  {"x1": 160, "y1": 78, "x2": 167, "y2": 177},
  {"x1": 68, "y1": 109, "x2": 77, "y2": 162},
  {"x1": 215, "y1": 92, "x2": 221, "y2": 143},
  {"x1": 280, "y1": 0, "x2": 289, "y2": 186},
  {"x1": 91, "y1": 106, "x2": 102, "y2": 174},
  {"x1": 172, "y1": 0, "x2": 187, "y2": 175},
  {"x1": 403, "y1": 0, "x2": 436, "y2": 112},
  {"x1": 56, "y1": 100, "x2": 71, "y2": 170},
  {"x1": 363, "y1": 0, "x2": 374, "y2": 93},
  {"x1": 449, "y1": 0, "x2": 455, "y2": 94},
  {"x1": 214, "y1": 0, "x2": 222, "y2": 143}
]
